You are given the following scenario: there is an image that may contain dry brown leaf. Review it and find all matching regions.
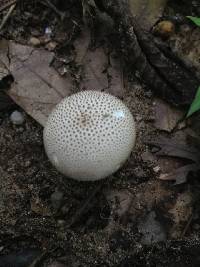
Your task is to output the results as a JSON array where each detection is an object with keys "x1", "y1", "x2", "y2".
[
  {"x1": 129, "y1": 0, "x2": 167, "y2": 30},
  {"x1": 0, "y1": 40, "x2": 73, "y2": 126},
  {"x1": 74, "y1": 28, "x2": 124, "y2": 97},
  {"x1": 148, "y1": 136, "x2": 200, "y2": 184},
  {"x1": 0, "y1": 27, "x2": 124, "y2": 124},
  {"x1": 8, "y1": 42, "x2": 73, "y2": 126},
  {"x1": 159, "y1": 164, "x2": 198, "y2": 184},
  {"x1": 154, "y1": 98, "x2": 184, "y2": 132}
]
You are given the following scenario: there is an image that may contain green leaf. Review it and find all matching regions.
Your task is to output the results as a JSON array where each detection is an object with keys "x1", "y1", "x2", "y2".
[
  {"x1": 187, "y1": 86, "x2": 200, "y2": 117},
  {"x1": 187, "y1": 16, "x2": 200, "y2": 27}
]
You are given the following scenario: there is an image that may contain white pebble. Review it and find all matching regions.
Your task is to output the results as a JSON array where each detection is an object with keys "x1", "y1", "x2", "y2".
[{"x1": 10, "y1": 111, "x2": 25, "y2": 125}]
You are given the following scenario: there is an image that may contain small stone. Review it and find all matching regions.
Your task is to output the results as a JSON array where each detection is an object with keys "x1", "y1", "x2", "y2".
[
  {"x1": 153, "y1": 166, "x2": 161, "y2": 173},
  {"x1": 45, "y1": 41, "x2": 58, "y2": 51},
  {"x1": 29, "y1": 37, "x2": 41, "y2": 47},
  {"x1": 10, "y1": 111, "x2": 25, "y2": 125},
  {"x1": 51, "y1": 189, "x2": 64, "y2": 210},
  {"x1": 39, "y1": 36, "x2": 51, "y2": 45}
]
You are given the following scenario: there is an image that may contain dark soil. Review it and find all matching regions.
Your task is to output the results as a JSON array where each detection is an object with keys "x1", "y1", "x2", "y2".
[{"x1": 0, "y1": 1, "x2": 200, "y2": 266}]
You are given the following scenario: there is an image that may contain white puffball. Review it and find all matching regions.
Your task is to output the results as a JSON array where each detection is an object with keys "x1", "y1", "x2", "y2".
[{"x1": 43, "y1": 90, "x2": 136, "y2": 181}]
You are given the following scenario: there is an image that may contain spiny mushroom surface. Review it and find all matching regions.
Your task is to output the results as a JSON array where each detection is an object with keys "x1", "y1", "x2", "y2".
[{"x1": 43, "y1": 90, "x2": 136, "y2": 181}]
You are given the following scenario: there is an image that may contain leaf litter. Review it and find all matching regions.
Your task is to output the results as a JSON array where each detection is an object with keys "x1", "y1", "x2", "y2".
[
  {"x1": 148, "y1": 134, "x2": 200, "y2": 184},
  {"x1": 0, "y1": 27, "x2": 124, "y2": 126}
]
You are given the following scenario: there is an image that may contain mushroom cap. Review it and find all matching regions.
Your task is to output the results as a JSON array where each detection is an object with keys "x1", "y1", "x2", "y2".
[{"x1": 43, "y1": 90, "x2": 136, "y2": 181}]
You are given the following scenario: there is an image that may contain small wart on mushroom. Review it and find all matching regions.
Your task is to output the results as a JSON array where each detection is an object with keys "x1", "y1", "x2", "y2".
[{"x1": 43, "y1": 90, "x2": 136, "y2": 181}]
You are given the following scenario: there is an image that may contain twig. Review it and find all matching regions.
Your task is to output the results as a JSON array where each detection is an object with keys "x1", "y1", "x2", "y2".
[
  {"x1": 0, "y1": 0, "x2": 17, "y2": 13},
  {"x1": 0, "y1": 3, "x2": 16, "y2": 32},
  {"x1": 181, "y1": 213, "x2": 193, "y2": 238},
  {"x1": 40, "y1": 0, "x2": 65, "y2": 20}
]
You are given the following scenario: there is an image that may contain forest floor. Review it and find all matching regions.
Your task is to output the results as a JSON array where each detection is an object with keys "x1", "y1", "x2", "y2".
[{"x1": 0, "y1": 1, "x2": 200, "y2": 266}]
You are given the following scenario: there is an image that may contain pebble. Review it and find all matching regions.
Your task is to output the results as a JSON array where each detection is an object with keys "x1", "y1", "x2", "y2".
[
  {"x1": 10, "y1": 111, "x2": 25, "y2": 125},
  {"x1": 45, "y1": 41, "x2": 58, "y2": 51},
  {"x1": 153, "y1": 166, "x2": 161, "y2": 173},
  {"x1": 29, "y1": 37, "x2": 41, "y2": 47}
]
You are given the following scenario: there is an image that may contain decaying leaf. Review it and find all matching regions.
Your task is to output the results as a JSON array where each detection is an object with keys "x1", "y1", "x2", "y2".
[
  {"x1": 0, "y1": 27, "x2": 124, "y2": 124},
  {"x1": 159, "y1": 164, "x2": 198, "y2": 184},
  {"x1": 0, "y1": 40, "x2": 73, "y2": 126},
  {"x1": 148, "y1": 136, "x2": 200, "y2": 184},
  {"x1": 74, "y1": 28, "x2": 124, "y2": 97},
  {"x1": 154, "y1": 98, "x2": 184, "y2": 132},
  {"x1": 129, "y1": 0, "x2": 167, "y2": 30},
  {"x1": 150, "y1": 137, "x2": 200, "y2": 162}
]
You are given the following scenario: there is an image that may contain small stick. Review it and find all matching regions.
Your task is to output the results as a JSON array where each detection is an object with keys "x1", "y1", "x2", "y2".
[
  {"x1": 40, "y1": 0, "x2": 65, "y2": 20},
  {"x1": 0, "y1": 3, "x2": 16, "y2": 32},
  {"x1": 181, "y1": 213, "x2": 193, "y2": 238},
  {"x1": 0, "y1": 0, "x2": 17, "y2": 13}
]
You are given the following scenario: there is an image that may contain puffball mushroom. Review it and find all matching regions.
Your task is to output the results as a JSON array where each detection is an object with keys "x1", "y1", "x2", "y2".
[{"x1": 43, "y1": 90, "x2": 136, "y2": 181}]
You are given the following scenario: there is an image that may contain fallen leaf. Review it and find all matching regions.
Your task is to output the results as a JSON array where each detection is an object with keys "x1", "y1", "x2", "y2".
[
  {"x1": 129, "y1": 0, "x2": 167, "y2": 30},
  {"x1": 159, "y1": 164, "x2": 198, "y2": 184},
  {"x1": 0, "y1": 27, "x2": 124, "y2": 124},
  {"x1": 74, "y1": 28, "x2": 124, "y2": 97},
  {"x1": 148, "y1": 136, "x2": 200, "y2": 184},
  {"x1": 0, "y1": 40, "x2": 73, "y2": 126},
  {"x1": 154, "y1": 98, "x2": 184, "y2": 132},
  {"x1": 149, "y1": 137, "x2": 200, "y2": 162}
]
